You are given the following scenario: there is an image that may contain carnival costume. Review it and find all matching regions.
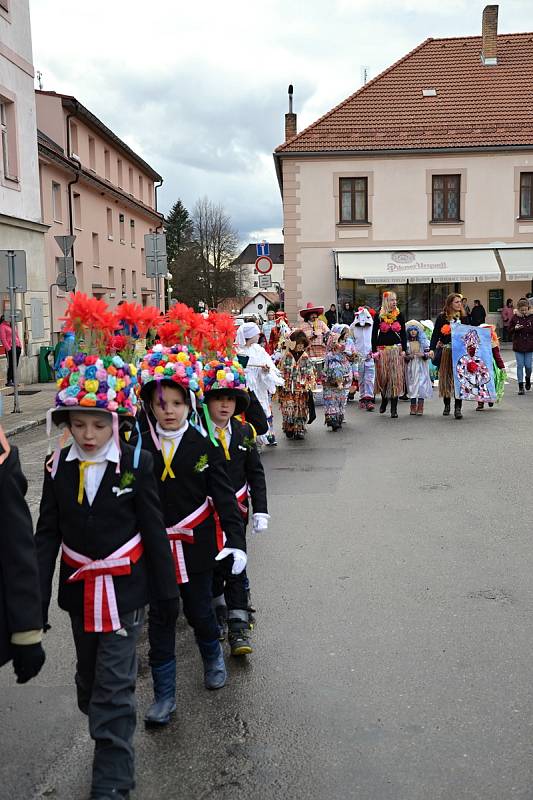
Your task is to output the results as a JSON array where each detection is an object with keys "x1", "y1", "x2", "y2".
[
  {"x1": 429, "y1": 309, "x2": 469, "y2": 418},
  {"x1": 268, "y1": 311, "x2": 291, "y2": 358},
  {"x1": 278, "y1": 332, "x2": 316, "y2": 440},
  {"x1": 405, "y1": 320, "x2": 433, "y2": 415},
  {"x1": 298, "y1": 302, "x2": 330, "y2": 374},
  {"x1": 456, "y1": 328, "x2": 492, "y2": 402},
  {"x1": 371, "y1": 294, "x2": 407, "y2": 418},
  {"x1": 237, "y1": 322, "x2": 283, "y2": 446},
  {"x1": 35, "y1": 293, "x2": 178, "y2": 799},
  {"x1": 477, "y1": 324, "x2": 506, "y2": 409},
  {"x1": 350, "y1": 307, "x2": 376, "y2": 410},
  {"x1": 322, "y1": 330, "x2": 352, "y2": 430}
]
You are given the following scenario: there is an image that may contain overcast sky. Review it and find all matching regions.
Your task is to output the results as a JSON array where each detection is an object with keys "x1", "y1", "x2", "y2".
[{"x1": 29, "y1": 0, "x2": 532, "y2": 249}]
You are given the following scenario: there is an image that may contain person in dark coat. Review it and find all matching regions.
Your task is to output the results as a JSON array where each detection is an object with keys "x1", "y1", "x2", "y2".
[
  {"x1": 325, "y1": 304, "x2": 338, "y2": 328},
  {"x1": 508, "y1": 298, "x2": 533, "y2": 393},
  {"x1": 137, "y1": 346, "x2": 246, "y2": 728},
  {"x1": 202, "y1": 357, "x2": 268, "y2": 657},
  {"x1": 371, "y1": 291, "x2": 407, "y2": 418},
  {"x1": 470, "y1": 299, "x2": 486, "y2": 326},
  {"x1": 35, "y1": 350, "x2": 179, "y2": 800},
  {"x1": 340, "y1": 302, "x2": 355, "y2": 325},
  {"x1": 0, "y1": 432, "x2": 45, "y2": 683}
]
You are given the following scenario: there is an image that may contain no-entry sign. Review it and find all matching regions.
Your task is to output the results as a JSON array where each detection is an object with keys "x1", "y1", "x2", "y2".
[{"x1": 255, "y1": 255, "x2": 273, "y2": 274}]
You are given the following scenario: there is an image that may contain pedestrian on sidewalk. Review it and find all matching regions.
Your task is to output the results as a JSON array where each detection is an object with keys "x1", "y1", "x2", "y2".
[
  {"x1": 508, "y1": 298, "x2": 533, "y2": 394},
  {"x1": 0, "y1": 426, "x2": 46, "y2": 684},
  {"x1": 325, "y1": 304, "x2": 338, "y2": 328},
  {"x1": 477, "y1": 324, "x2": 506, "y2": 409},
  {"x1": 0, "y1": 315, "x2": 22, "y2": 386},
  {"x1": 278, "y1": 330, "x2": 316, "y2": 440},
  {"x1": 35, "y1": 350, "x2": 179, "y2": 800},
  {"x1": 430, "y1": 293, "x2": 469, "y2": 419},
  {"x1": 405, "y1": 320, "x2": 433, "y2": 415},
  {"x1": 137, "y1": 345, "x2": 246, "y2": 727},
  {"x1": 202, "y1": 357, "x2": 268, "y2": 657},
  {"x1": 372, "y1": 291, "x2": 407, "y2": 418},
  {"x1": 322, "y1": 327, "x2": 352, "y2": 431},
  {"x1": 470, "y1": 299, "x2": 486, "y2": 326},
  {"x1": 501, "y1": 299, "x2": 514, "y2": 343}
]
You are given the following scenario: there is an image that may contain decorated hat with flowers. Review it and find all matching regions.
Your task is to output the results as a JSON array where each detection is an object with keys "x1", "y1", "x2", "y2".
[
  {"x1": 138, "y1": 343, "x2": 204, "y2": 405},
  {"x1": 202, "y1": 356, "x2": 249, "y2": 414}
]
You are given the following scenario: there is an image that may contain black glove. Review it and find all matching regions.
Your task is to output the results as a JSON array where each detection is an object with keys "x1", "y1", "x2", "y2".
[
  {"x1": 156, "y1": 596, "x2": 180, "y2": 626},
  {"x1": 12, "y1": 643, "x2": 46, "y2": 684}
]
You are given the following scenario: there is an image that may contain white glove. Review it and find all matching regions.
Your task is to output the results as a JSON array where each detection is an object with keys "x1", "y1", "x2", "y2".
[
  {"x1": 252, "y1": 513, "x2": 270, "y2": 534},
  {"x1": 215, "y1": 547, "x2": 247, "y2": 575}
]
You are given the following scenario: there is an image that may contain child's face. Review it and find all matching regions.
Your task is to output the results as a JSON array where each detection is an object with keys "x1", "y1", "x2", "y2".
[
  {"x1": 207, "y1": 394, "x2": 237, "y2": 427},
  {"x1": 409, "y1": 329, "x2": 418, "y2": 340},
  {"x1": 69, "y1": 411, "x2": 113, "y2": 453},
  {"x1": 151, "y1": 384, "x2": 189, "y2": 430}
]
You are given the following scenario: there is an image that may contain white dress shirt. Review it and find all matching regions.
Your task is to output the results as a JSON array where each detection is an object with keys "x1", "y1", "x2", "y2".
[{"x1": 66, "y1": 437, "x2": 120, "y2": 506}]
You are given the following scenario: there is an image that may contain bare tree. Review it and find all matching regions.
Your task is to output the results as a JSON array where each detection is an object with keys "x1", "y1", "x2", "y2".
[{"x1": 192, "y1": 197, "x2": 240, "y2": 307}]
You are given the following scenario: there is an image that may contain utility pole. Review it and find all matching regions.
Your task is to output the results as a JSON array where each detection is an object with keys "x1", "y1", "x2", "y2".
[{"x1": 7, "y1": 250, "x2": 21, "y2": 413}]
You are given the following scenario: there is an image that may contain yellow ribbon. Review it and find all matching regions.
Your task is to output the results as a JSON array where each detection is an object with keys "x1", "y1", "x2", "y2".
[
  {"x1": 161, "y1": 440, "x2": 176, "y2": 481},
  {"x1": 78, "y1": 461, "x2": 96, "y2": 504},
  {"x1": 216, "y1": 427, "x2": 231, "y2": 461}
]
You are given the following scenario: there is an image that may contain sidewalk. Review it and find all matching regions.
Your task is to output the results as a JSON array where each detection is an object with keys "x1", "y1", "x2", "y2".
[{"x1": 0, "y1": 382, "x2": 57, "y2": 438}]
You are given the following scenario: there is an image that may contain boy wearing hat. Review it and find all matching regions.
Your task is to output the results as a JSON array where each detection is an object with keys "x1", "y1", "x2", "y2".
[
  {"x1": 137, "y1": 345, "x2": 246, "y2": 727},
  {"x1": 35, "y1": 352, "x2": 179, "y2": 800},
  {"x1": 202, "y1": 357, "x2": 269, "y2": 656}
]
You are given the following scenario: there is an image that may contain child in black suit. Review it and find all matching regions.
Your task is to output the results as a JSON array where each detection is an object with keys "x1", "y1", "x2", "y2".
[
  {"x1": 35, "y1": 351, "x2": 178, "y2": 800},
  {"x1": 202, "y1": 357, "x2": 269, "y2": 656},
  {"x1": 137, "y1": 345, "x2": 246, "y2": 727}
]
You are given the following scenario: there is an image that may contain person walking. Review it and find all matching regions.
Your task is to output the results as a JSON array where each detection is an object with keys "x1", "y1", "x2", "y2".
[
  {"x1": 405, "y1": 320, "x2": 433, "y2": 415},
  {"x1": 261, "y1": 310, "x2": 276, "y2": 345},
  {"x1": 508, "y1": 298, "x2": 533, "y2": 394},
  {"x1": 430, "y1": 293, "x2": 469, "y2": 419},
  {"x1": 0, "y1": 315, "x2": 22, "y2": 386},
  {"x1": 470, "y1": 299, "x2": 486, "y2": 326},
  {"x1": 371, "y1": 291, "x2": 407, "y2": 418},
  {"x1": 501, "y1": 299, "x2": 514, "y2": 342},
  {"x1": 340, "y1": 302, "x2": 355, "y2": 325},
  {"x1": 325, "y1": 304, "x2": 338, "y2": 328},
  {"x1": 322, "y1": 327, "x2": 352, "y2": 431},
  {"x1": 278, "y1": 330, "x2": 316, "y2": 440}
]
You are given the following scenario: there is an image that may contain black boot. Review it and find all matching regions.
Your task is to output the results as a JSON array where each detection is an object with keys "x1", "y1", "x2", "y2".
[
  {"x1": 454, "y1": 400, "x2": 463, "y2": 419},
  {"x1": 228, "y1": 610, "x2": 253, "y2": 656},
  {"x1": 213, "y1": 600, "x2": 227, "y2": 641},
  {"x1": 144, "y1": 660, "x2": 176, "y2": 727},
  {"x1": 518, "y1": 383, "x2": 525, "y2": 395},
  {"x1": 379, "y1": 396, "x2": 388, "y2": 414},
  {"x1": 197, "y1": 639, "x2": 227, "y2": 689},
  {"x1": 390, "y1": 398, "x2": 398, "y2": 418},
  {"x1": 526, "y1": 372, "x2": 531, "y2": 391},
  {"x1": 443, "y1": 398, "x2": 451, "y2": 416}
]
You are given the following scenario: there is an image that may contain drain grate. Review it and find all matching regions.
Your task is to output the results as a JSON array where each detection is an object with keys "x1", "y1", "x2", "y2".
[{"x1": 468, "y1": 588, "x2": 514, "y2": 604}]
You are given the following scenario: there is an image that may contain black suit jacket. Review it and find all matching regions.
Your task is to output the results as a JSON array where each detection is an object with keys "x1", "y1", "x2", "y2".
[
  {"x1": 141, "y1": 425, "x2": 246, "y2": 574},
  {"x1": 35, "y1": 443, "x2": 178, "y2": 622},
  {"x1": 226, "y1": 419, "x2": 268, "y2": 522},
  {"x1": 0, "y1": 447, "x2": 43, "y2": 667}
]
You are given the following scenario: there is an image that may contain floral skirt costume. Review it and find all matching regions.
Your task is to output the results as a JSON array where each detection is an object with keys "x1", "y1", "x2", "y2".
[
  {"x1": 278, "y1": 351, "x2": 316, "y2": 437},
  {"x1": 375, "y1": 346, "x2": 404, "y2": 398}
]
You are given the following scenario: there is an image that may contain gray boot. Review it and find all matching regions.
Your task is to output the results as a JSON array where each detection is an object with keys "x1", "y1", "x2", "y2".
[
  {"x1": 197, "y1": 639, "x2": 227, "y2": 689},
  {"x1": 144, "y1": 659, "x2": 176, "y2": 727}
]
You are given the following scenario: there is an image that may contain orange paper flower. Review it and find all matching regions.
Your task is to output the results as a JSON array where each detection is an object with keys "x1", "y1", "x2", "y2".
[{"x1": 441, "y1": 324, "x2": 451, "y2": 336}]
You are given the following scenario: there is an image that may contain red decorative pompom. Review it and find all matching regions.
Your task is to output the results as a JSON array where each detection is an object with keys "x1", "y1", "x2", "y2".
[{"x1": 466, "y1": 360, "x2": 479, "y2": 373}]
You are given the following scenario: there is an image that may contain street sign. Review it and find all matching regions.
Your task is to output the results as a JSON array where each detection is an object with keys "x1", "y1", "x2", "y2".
[
  {"x1": 144, "y1": 232, "x2": 167, "y2": 258},
  {"x1": 255, "y1": 255, "x2": 273, "y2": 274},
  {"x1": 0, "y1": 250, "x2": 27, "y2": 292},
  {"x1": 145, "y1": 254, "x2": 168, "y2": 277},
  {"x1": 258, "y1": 274, "x2": 272, "y2": 288},
  {"x1": 256, "y1": 241, "x2": 270, "y2": 257},
  {"x1": 54, "y1": 234, "x2": 76, "y2": 255}
]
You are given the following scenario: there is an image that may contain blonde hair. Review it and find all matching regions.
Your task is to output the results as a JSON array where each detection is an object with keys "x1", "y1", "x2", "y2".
[{"x1": 380, "y1": 291, "x2": 397, "y2": 315}]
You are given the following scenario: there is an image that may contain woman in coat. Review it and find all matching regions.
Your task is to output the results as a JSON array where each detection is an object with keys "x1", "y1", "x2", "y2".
[
  {"x1": 508, "y1": 298, "x2": 533, "y2": 394},
  {"x1": 429, "y1": 293, "x2": 469, "y2": 419}
]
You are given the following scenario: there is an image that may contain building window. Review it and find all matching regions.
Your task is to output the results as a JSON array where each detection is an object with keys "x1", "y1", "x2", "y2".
[
  {"x1": 117, "y1": 158, "x2": 123, "y2": 188},
  {"x1": 104, "y1": 149, "x2": 110, "y2": 180},
  {"x1": 130, "y1": 219, "x2": 135, "y2": 247},
  {"x1": 138, "y1": 175, "x2": 144, "y2": 202},
  {"x1": 52, "y1": 181, "x2": 62, "y2": 222},
  {"x1": 70, "y1": 122, "x2": 79, "y2": 157},
  {"x1": 129, "y1": 166, "x2": 134, "y2": 195},
  {"x1": 106, "y1": 207, "x2": 113, "y2": 239},
  {"x1": 108, "y1": 266, "x2": 115, "y2": 290},
  {"x1": 432, "y1": 175, "x2": 460, "y2": 222},
  {"x1": 132, "y1": 269, "x2": 137, "y2": 297},
  {"x1": 92, "y1": 232, "x2": 99, "y2": 266},
  {"x1": 146, "y1": 183, "x2": 152, "y2": 207},
  {"x1": 119, "y1": 213, "x2": 125, "y2": 243},
  {"x1": 339, "y1": 177, "x2": 368, "y2": 223},
  {"x1": 519, "y1": 172, "x2": 533, "y2": 219},
  {"x1": 88, "y1": 136, "x2": 96, "y2": 171},
  {"x1": 73, "y1": 192, "x2": 82, "y2": 229},
  {"x1": 0, "y1": 98, "x2": 18, "y2": 181},
  {"x1": 75, "y1": 261, "x2": 83, "y2": 293},
  {"x1": 121, "y1": 268, "x2": 127, "y2": 297}
]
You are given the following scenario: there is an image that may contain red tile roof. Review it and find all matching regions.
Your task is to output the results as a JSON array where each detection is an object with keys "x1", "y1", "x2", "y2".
[{"x1": 275, "y1": 33, "x2": 533, "y2": 153}]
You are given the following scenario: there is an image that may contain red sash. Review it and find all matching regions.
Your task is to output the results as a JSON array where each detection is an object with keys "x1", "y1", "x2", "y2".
[{"x1": 166, "y1": 498, "x2": 212, "y2": 584}]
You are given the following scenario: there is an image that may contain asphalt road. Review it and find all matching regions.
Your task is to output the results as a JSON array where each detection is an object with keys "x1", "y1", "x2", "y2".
[{"x1": 2, "y1": 386, "x2": 533, "y2": 800}]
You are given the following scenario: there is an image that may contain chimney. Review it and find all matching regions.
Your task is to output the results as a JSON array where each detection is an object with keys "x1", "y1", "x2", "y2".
[
  {"x1": 285, "y1": 84, "x2": 297, "y2": 142},
  {"x1": 481, "y1": 5, "x2": 498, "y2": 65}
]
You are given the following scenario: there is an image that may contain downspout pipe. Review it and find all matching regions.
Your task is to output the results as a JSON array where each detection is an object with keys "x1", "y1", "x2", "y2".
[
  {"x1": 65, "y1": 100, "x2": 81, "y2": 268},
  {"x1": 153, "y1": 177, "x2": 166, "y2": 308}
]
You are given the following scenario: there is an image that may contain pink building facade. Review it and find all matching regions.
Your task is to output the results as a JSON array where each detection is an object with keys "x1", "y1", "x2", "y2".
[{"x1": 36, "y1": 91, "x2": 164, "y2": 334}]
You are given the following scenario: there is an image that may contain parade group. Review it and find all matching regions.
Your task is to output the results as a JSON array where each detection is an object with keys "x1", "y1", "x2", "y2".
[{"x1": 1, "y1": 288, "x2": 532, "y2": 799}]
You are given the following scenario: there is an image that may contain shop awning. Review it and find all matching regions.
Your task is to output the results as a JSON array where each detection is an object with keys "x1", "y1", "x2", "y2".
[
  {"x1": 497, "y1": 248, "x2": 533, "y2": 281},
  {"x1": 336, "y1": 248, "x2": 501, "y2": 284}
]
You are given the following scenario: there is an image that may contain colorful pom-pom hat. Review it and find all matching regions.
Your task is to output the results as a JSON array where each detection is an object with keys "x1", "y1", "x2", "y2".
[
  {"x1": 202, "y1": 356, "x2": 250, "y2": 415},
  {"x1": 137, "y1": 343, "x2": 204, "y2": 405}
]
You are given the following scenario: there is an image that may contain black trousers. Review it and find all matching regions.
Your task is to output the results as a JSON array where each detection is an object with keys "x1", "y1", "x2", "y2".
[
  {"x1": 6, "y1": 346, "x2": 21, "y2": 383},
  {"x1": 70, "y1": 608, "x2": 145, "y2": 795},
  {"x1": 148, "y1": 570, "x2": 219, "y2": 666},
  {"x1": 213, "y1": 559, "x2": 248, "y2": 611}
]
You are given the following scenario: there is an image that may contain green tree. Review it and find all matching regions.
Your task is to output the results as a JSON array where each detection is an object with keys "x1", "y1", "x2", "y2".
[{"x1": 165, "y1": 199, "x2": 193, "y2": 266}]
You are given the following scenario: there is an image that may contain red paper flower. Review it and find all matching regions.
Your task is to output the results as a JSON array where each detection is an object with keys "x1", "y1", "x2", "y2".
[
  {"x1": 391, "y1": 321, "x2": 401, "y2": 333},
  {"x1": 466, "y1": 360, "x2": 479, "y2": 373},
  {"x1": 441, "y1": 324, "x2": 451, "y2": 336}
]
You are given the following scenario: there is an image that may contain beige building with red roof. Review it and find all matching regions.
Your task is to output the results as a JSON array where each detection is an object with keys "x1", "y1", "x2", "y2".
[{"x1": 274, "y1": 5, "x2": 533, "y2": 328}]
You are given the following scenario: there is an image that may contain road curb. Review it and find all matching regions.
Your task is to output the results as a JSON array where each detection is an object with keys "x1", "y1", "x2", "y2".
[{"x1": 5, "y1": 416, "x2": 46, "y2": 439}]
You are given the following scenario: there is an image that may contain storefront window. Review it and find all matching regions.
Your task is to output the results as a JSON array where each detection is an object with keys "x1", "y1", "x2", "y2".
[{"x1": 337, "y1": 280, "x2": 454, "y2": 320}]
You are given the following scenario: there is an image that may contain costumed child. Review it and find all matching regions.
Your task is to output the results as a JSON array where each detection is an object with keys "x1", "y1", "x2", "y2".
[
  {"x1": 278, "y1": 329, "x2": 316, "y2": 440},
  {"x1": 298, "y1": 302, "x2": 329, "y2": 378},
  {"x1": 0, "y1": 424, "x2": 46, "y2": 684},
  {"x1": 349, "y1": 306, "x2": 376, "y2": 411},
  {"x1": 202, "y1": 357, "x2": 268, "y2": 657},
  {"x1": 137, "y1": 344, "x2": 246, "y2": 727},
  {"x1": 405, "y1": 320, "x2": 433, "y2": 415},
  {"x1": 429, "y1": 293, "x2": 469, "y2": 419},
  {"x1": 236, "y1": 321, "x2": 284, "y2": 446},
  {"x1": 322, "y1": 327, "x2": 352, "y2": 431},
  {"x1": 372, "y1": 291, "x2": 407, "y2": 418},
  {"x1": 477, "y1": 324, "x2": 506, "y2": 410},
  {"x1": 35, "y1": 294, "x2": 179, "y2": 800},
  {"x1": 268, "y1": 310, "x2": 291, "y2": 358}
]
